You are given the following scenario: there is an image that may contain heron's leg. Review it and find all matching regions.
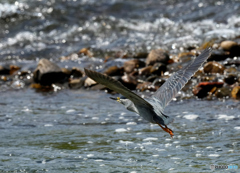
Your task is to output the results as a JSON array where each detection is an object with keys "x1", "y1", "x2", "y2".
[{"x1": 157, "y1": 123, "x2": 174, "y2": 138}]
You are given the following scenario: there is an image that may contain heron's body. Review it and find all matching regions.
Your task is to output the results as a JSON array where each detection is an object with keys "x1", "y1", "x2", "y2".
[{"x1": 85, "y1": 48, "x2": 212, "y2": 138}]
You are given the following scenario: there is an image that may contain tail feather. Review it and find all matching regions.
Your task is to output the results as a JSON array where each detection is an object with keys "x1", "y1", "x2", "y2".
[{"x1": 164, "y1": 117, "x2": 174, "y2": 125}]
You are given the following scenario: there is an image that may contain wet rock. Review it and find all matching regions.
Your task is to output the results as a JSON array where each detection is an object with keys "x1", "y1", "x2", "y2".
[
  {"x1": 224, "y1": 74, "x2": 238, "y2": 85},
  {"x1": 0, "y1": 65, "x2": 20, "y2": 75},
  {"x1": 150, "y1": 63, "x2": 167, "y2": 75},
  {"x1": 104, "y1": 66, "x2": 124, "y2": 76},
  {"x1": 60, "y1": 53, "x2": 79, "y2": 61},
  {"x1": 91, "y1": 84, "x2": 108, "y2": 90},
  {"x1": 78, "y1": 47, "x2": 93, "y2": 57},
  {"x1": 225, "y1": 67, "x2": 238, "y2": 74},
  {"x1": 33, "y1": 59, "x2": 68, "y2": 86},
  {"x1": 11, "y1": 80, "x2": 25, "y2": 89},
  {"x1": 16, "y1": 71, "x2": 33, "y2": 86},
  {"x1": 207, "y1": 49, "x2": 229, "y2": 61},
  {"x1": 220, "y1": 41, "x2": 238, "y2": 51},
  {"x1": 220, "y1": 41, "x2": 240, "y2": 56},
  {"x1": 71, "y1": 67, "x2": 83, "y2": 78},
  {"x1": 133, "y1": 52, "x2": 148, "y2": 59},
  {"x1": 129, "y1": 70, "x2": 139, "y2": 77},
  {"x1": 84, "y1": 77, "x2": 97, "y2": 87},
  {"x1": 231, "y1": 86, "x2": 240, "y2": 99},
  {"x1": 178, "y1": 52, "x2": 195, "y2": 63},
  {"x1": 192, "y1": 82, "x2": 224, "y2": 98},
  {"x1": 146, "y1": 75, "x2": 158, "y2": 82},
  {"x1": 139, "y1": 66, "x2": 152, "y2": 76},
  {"x1": 123, "y1": 59, "x2": 145, "y2": 73},
  {"x1": 120, "y1": 74, "x2": 137, "y2": 90},
  {"x1": 200, "y1": 75, "x2": 218, "y2": 82},
  {"x1": 214, "y1": 87, "x2": 231, "y2": 98},
  {"x1": 136, "y1": 82, "x2": 158, "y2": 92},
  {"x1": 203, "y1": 61, "x2": 225, "y2": 74},
  {"x1": 146, "y1": 49, "x2": 169, "y2": 66},
  {"x1": 61, "y1": 68, "x2": 71, "y2": 76},
  {"x1": 0, "y1": 76, "x2": 7, "y2": 81},
  {"x1": 69, "y1": 78, "x2": 84, "y2": 89},
  {"x1": 152, "y1": 78, "x2": 165, "y2": 87}
]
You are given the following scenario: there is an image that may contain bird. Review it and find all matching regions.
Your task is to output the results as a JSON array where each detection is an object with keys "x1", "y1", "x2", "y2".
[{"x1": 84, "y1": 48, "x2": 212, "y2": 138}]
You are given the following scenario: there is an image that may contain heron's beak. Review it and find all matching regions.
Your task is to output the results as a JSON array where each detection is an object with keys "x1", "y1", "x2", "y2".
[{"x1": 110, "y1": 97, "x2": 121, "y2": 102}]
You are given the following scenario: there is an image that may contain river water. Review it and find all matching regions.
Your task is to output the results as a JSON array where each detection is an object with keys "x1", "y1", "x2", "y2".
[
  {"x1": 0, "y1": 0, "x2": 240, "y2": 172},
  {"x1": 0, "y1": 89, "x2": 240, "y2": 172}
]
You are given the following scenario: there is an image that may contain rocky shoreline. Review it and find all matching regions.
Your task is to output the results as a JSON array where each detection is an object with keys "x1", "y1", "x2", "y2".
[{"x1": 1, "y1": 40, "x2": 240, "y2": 100}]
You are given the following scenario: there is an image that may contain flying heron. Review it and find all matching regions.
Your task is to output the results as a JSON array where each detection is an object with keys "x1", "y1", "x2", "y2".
[{"x1": 84, "y1": 48, "x2": 212, "y2": 138}]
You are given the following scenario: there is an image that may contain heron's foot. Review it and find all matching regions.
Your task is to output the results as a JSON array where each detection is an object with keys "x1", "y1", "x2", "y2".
[{"x1": 157, "y1": 124, "x2": 174, "y2": 138}]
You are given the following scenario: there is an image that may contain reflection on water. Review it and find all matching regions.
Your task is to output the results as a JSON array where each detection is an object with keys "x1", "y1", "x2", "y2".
[{"x1": 0, "y1": 89, "x2": 239, "y2": 172}]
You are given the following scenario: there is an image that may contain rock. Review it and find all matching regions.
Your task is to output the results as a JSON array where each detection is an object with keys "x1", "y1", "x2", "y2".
[
  {"x1": 231, "y1": 86, "x2": 240, "y2": 99},
  {"x1": 61, "y1": 68, "x2": 71, "y2": 76},
  {"x1": 78, "y1": 47, "x2": 93, "y2": 57},
  {"x1": 136, "y1": 82, "x2": 158, "y2": 92},
  {"x1": 120, "y1": 74, "x2": 138, "y2": 90},
  {"x1": 0, "y1": 65, "x2": 20, "y2": 75},
  {"x1": 224, "y1": 67, "x2": 238, "y2": 74},
  {"x1": 214, "y1": 87, "x2": 231, "y2": 98},
  {"x1": 220, "y1": 41, "x2": 238, "y2": 51},
  {"x1": 69, "y1": 78, "x2": 84, "y2": 89},
  {"x1": 220, "y1": 40, "x2": 240, "y2": 57},
  {"x1": 224, "y1": 74, "x2": 238, "y2": 85},
  {"x1": 104, "y1": 66, "x2": 124, "y2": 76},
  {"x1": 152, "y1": 78, "x2": 165, "y2": 87},
  {"x1": 150, "y1": 63, "x2": 167, "y2": 75},
  {"x1": 146, "y1": 75, "x2": 158, "y2": 82},
  {"x1": 192, "y1": 82, "x2": 224, "y2": 98},
  {"x1": 207, "y1": 49, "x2": 229, "y2": 61},
  {"x1": 133, "y1": 52, "x2": 148, "y2": 59},
  {"x1": 178, "y1": 52, "x2": 195, "y2": 63},
  {"x1": 203, "y1": 61, "x2": 225, "y2": 74},
  {"x1": 90, "y1": 84, "x2": 108, "y2": 90},
  {"x1": 123, "y1": 59, "x2": 145, "y2": 73},
  {"x1": 146, "y1": 49, "x2": 169, "y2": 65},
  {"x1": 71, "y1": 67, "x2": 83, "y2": 78},
  {"x1": 139, "y1": 66, "x2": 152, "y2": 76},
  {"x1": 200, "y1": 75, "x2": 218, "y2": 82},
  {"x1": 33, "y1": 59, "x2": 68, "y2": 86},
  {"x1": 84, "y1": 77, "x2": 97, "y2": 87}
]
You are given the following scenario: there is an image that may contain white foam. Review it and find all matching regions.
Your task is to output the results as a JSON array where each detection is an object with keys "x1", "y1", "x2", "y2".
[
  {"x1": 94, "y1": 159, "x2": 103, "y2": 162},
  {"x1": 115, "y1": 128, "x2": 127, "y2": 133},
  {"x1": 119, "y1": 140, "x2": 133, "y2": 144},
  {"x1": 126, "y1": 122, "x2": 137, "y2": 125},
  {"x1": 143, "y1": 137, "x2": 158, "y2": 141},
  {"x1": 142, "y1": 142, "x2": 152, "y2": 145},
  {"x1": 218, "y1": 114, "x2": 235, "y2": 120},
  {"x1": 87, "y1": 154, "x2": 94, "y2": 157},
  {"x1": 234, "y1": 127, "x2": 240, "y2": 130},
  {"x1": 183, "y1": 114, "x2": 199, "y2": 120},
  {"x1": 66, "y1": 109, "x2": 76, "y2": 114},
  {"x1": 208, "y1": 154, "x2": 220, "y2": 157}
]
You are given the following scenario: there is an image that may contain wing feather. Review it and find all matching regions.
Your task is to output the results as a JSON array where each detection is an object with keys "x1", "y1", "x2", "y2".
[
  {"x1": 84, "y1": 68, "x2": 153, "y2": 108},
  {"x1": 153, "y1": 48, "x2": 212, "y2": 108}
]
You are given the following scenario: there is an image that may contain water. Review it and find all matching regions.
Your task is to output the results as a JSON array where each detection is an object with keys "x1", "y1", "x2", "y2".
[
  {"x1": 0, "y1": 89, "x2": 239, "y2": 172},
  {"x1": 1, "y1": 0, "x2": 240, "y2": 66}
]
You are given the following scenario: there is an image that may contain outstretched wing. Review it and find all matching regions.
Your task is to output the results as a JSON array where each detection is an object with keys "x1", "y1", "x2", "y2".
[
  {"x1": 153, "y1": 48, "x2": 212, "y2": 108},
  {"x1": 84, "y1": 68, "x2": 153, "y2": 109}
]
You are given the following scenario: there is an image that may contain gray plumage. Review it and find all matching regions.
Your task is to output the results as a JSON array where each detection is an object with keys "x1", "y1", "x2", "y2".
[{"x1": 84, "y1": 48, "x2": 212, "y2": 137}]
